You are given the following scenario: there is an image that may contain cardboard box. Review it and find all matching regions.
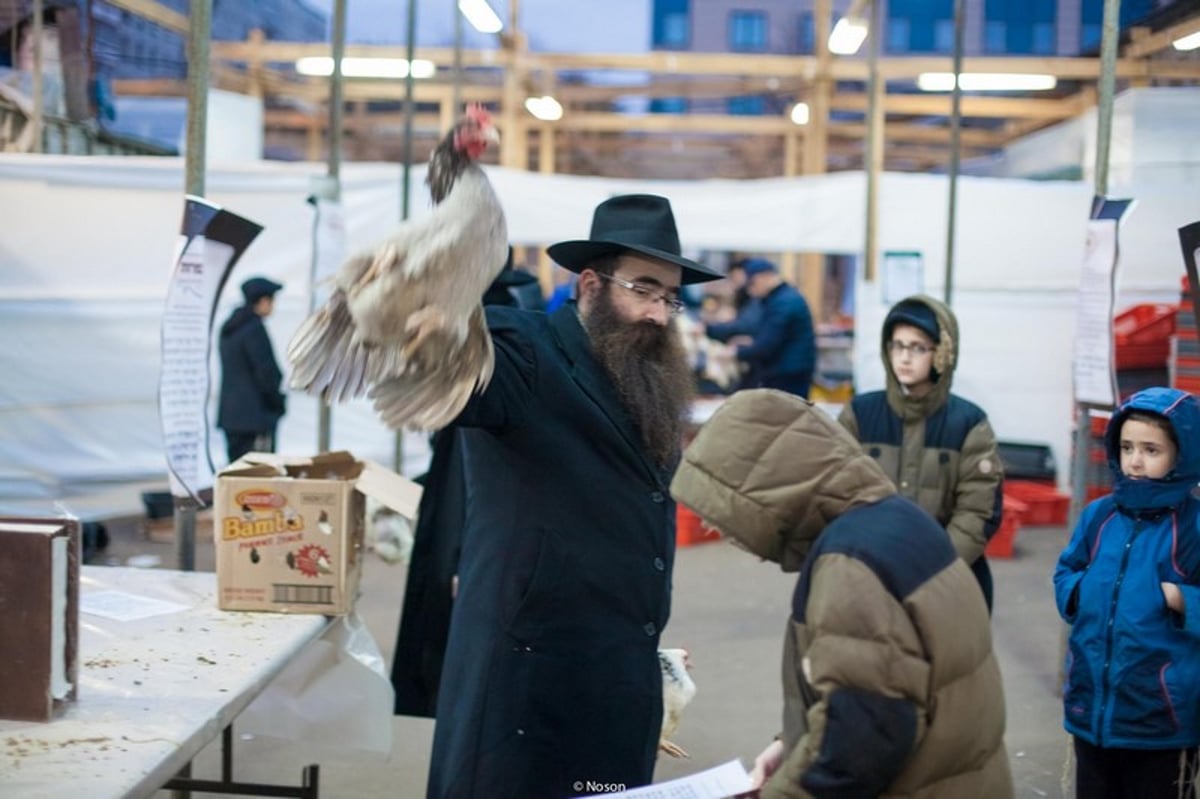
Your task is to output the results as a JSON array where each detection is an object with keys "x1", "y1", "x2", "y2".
[{"x1": 214, "y1": 451, "x2": 420, "y2": 614}]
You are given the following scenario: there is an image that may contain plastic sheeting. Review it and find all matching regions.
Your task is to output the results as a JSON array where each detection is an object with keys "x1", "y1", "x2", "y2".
[{"x1": 0, "y1": 154, "x2": 1196, "y2": 497}]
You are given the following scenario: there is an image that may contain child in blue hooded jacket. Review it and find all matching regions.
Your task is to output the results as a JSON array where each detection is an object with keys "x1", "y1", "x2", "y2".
[{"x1": 1055, "y1": 387, "x2": 1200, "y2": 798}]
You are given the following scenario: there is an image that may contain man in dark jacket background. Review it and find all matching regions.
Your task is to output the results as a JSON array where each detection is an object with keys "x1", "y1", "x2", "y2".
[
  {"x1": 732, "y1": 258, "x2": 816, "y2": 398},
  {"x1": 217, "y1": 276, "x2": 286, "y2": 463},
  {"x1": 419, "y1": 195, "x2": 723, "y2": 799}
]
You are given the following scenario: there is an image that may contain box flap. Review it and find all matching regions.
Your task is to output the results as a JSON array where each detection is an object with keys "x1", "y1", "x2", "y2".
[
  {"x1": 219, "y1": 451, "x2": 365, "y2": 481},
  {"x1": 354, "y1": 460, "x2": 422, "y2": 520},
  {"x1": 296, "y1": 451, "x2": 361, "y2": 480},
  {"x1": 219, "y1": 452, "x2": 290, "y2": 478}
]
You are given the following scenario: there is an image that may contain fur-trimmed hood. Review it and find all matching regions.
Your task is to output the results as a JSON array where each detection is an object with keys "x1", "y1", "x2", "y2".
[{"x1": 882, "y1": 295, "x2": 958, "y2": 419}]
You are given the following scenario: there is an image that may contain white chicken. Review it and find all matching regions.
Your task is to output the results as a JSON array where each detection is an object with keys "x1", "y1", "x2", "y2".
[
  {"x1": 288, "y1": 104, "x2": 508, "y2": 430},
  {"x1": 658, "y1": 647, "x2": 697, "y2": 759},
  {"x1": 366, "y1": 498, "x2": 414, "y2": 565}
]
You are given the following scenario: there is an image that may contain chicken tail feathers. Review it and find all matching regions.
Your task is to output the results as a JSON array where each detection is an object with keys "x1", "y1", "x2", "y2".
[
  {"x1": 287, "y1": 289, "x2": 373, "y2": 404},
  {"x1": 369, "y1": 305, "x2": 494, "y2": 431}
]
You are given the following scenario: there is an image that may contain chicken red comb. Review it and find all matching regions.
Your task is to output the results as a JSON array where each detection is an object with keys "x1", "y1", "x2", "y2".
[{"x1": 465, "y1": 103, "x2": 492, "y2": 125}]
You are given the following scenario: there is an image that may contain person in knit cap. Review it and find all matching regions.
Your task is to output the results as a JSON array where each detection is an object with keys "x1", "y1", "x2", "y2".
[
  {"x1": 217, "y1": 277, "x2": 286, "y2": 462},
  {"x1": 838, "y1": 294, "x2": 1004, "y2": 612}
]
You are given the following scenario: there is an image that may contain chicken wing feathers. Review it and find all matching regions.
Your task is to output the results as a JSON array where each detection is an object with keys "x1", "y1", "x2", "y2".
[{"x1": 369, "y1": 304, "x2": 495, "y2": 430}]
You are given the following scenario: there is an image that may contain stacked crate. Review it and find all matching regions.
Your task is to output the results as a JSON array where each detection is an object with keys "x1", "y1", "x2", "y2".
[
  {"x1": 1085, "y1": 412, "x2": 1113, "y2": 503},
  {"x1": 1114, "y1": 303, "x2": 1176, "y2": 399},
  {"x1": 1173, "y1": 276, "x2": 1200, "y2": 395}
]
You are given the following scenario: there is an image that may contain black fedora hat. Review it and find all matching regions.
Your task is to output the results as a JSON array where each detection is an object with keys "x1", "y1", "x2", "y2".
[{"x1": 547, "y1": 194, "x2": 722, "y2": 285}]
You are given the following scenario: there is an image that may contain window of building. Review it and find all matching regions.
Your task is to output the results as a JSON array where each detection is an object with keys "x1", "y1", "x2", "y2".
[
  {"x1": 651, "y1": 97, "x2": 688, "y2": 114},
  {"x1": 934, "y1": 19, "x2": 955, "y2": 52},
  {"x1": 797, "y1": 12, "x2": 815, "y2": 54},
  {"x1": 1079, "y1": 0, "x2": 1157, "y2": 51},
  {"x1": 661, "y1": 13, "x2": 689, "y2": 48},
  {"x1": 888, "y1": 0, "x2": 952, "y2": 52},
  {"x1": 985, "y1": 0, "x2": 1057, "y2": 55},
  {"x1": 1033, "y1": 22, "x2": 1056, "y2": 54},
  {"x1": 728, "y1": 96, "x2": 765, "y2": 116},
  {"x1": 653, "y1": 0, "x2": 690, "y2": 48},
  {"x1": 984, "y1": 21, "x2": 1005, "y2": 53},
  {"x1": 887, "y1": 17, "x2": 910, "y2": 53},
  {"x1": 729, "y1": 11, "x2": 767, "y2": 52},
  {"x1": 1080, "y1": 23, "x2": 1101, "y2": 51}
]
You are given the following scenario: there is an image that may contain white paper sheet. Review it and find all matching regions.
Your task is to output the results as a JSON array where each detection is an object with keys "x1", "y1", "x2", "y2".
[
  {"x1": 580, "y1": 759, "x2": 751, "y2": 799},
  {"x1": 80, "y1": 590, "x2": 191, "y2": 622},
  {"x1": 1072, "y1": 219, "x2": 1119, "y2": 407}
]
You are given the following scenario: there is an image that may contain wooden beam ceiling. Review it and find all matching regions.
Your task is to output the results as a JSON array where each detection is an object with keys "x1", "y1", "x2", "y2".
[
  {"x1": 1123, "y1": 16, "x2": 1200, "y2": 59},
  {"x1": 209, "y1": 40, "x2": 1200, "y2": 82},
  {"x1": 107, "y1": 2, "x2": 1200, "y2": 181}
]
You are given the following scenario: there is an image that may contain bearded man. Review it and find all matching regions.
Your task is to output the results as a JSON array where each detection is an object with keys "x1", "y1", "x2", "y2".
[{"x1": 421, "y1": 195, "x2": 722, "y2": 799}]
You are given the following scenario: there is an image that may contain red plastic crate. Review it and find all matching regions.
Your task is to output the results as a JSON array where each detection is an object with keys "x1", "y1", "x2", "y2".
[
  {"x1": 676, "y1": 505, "x2": 718, "y2": 547},
  {"x1": 1116, "y1": 341, "x2": 1170, "y2": 369},
  {"x1": 986, "y1": 497, "x2": 1027, "y2": 559},
  {"x1": 1004, "y1": 480, "x2": 1070, "y2": 526},
  {"x1": 1114, "y1": 304, "x2": 1177, "y2": 346}
]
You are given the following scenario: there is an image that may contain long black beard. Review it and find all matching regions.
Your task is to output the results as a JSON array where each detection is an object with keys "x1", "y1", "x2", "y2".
[{"x1": 584, "y1": 288, "x2": 694, "y2": 467}]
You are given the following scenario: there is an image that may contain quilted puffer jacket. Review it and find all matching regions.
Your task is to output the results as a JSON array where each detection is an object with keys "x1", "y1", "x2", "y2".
[{"x1": 671, "y1": 389, "x2": 1012, "y2": 798}]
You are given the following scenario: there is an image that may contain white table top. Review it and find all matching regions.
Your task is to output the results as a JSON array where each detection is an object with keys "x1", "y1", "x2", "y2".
[{"x1": 0, "y1": 566, "x2": 330, "y2": 799}]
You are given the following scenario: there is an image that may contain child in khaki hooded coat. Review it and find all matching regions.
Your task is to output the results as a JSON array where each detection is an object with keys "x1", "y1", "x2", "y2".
[
  {"x1": 671, "y1": 389, "x2": 1011, "y2": 798},
  {"x1": 838, "y1": 294, "x2": 1004, "y2": 611}
]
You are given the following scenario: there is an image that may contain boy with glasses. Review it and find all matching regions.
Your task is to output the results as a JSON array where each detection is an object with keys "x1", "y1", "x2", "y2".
[{"x1": 838, "y1": 295, "x2": 1004, "y2": 612}]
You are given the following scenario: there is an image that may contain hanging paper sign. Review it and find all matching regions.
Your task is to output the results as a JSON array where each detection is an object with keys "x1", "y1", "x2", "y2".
[
  {"x1": 1071, "y1": 197, "x2": 1134, "y2": 409},
  {"x1": 307, "y1": 176, "x2": 345, "y2": 312},
  {"x1": 158, "y1": 196, "x2": 263, "y2": 501},
  {"x1": 1178, "y1": 221, "x2": 1200, "y2": 339},
  {"x1": 882, "y1": 251, "x2": 923, "y2": 305}
]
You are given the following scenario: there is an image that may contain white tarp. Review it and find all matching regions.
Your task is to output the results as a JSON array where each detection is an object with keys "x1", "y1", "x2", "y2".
[{"x1": 0, "y1": 154, "x2": 1195, "y2": 497}]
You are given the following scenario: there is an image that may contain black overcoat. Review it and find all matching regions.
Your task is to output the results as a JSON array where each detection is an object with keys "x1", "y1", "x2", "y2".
[
  {"x1": 391, "y1": 268, "x2": 545, "y2": 718},
  {"x1": 216, "y1": 306, "x2": 285, "y2": 434},
  {"x1": 390, "y1": 428, "x2": 467, "y2": 717},
  {"x1": 426, "y1": 303, "x2": 676, "y2": 799}
]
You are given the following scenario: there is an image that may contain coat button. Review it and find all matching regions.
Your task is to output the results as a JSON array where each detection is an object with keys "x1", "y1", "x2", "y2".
[
  {"x1": 653, "y1": 557, "x2": 665, "y2": 572},
  {"x1": 516, "y1": 728, "x2": 525, "y2": 736},
  {"x1": 650, "y1": 491, "x2": 664, "y2": 503},
  {"x1": 643, "y1": 622, "x2": 657, "y2": 636}
]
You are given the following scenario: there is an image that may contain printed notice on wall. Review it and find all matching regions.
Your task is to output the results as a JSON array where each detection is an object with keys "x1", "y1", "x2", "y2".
[
  {"x1": 159, "y1": 196, "x2": 263, "y2": 501},
  {"x1": 1072, "y1": 198, "x2": 1134, "y2": 408},
  {"x1": 1179, "y1": 221, "x2": 1200, "y2": 339},
  {"x1": 883, "y1": 250, "x2": 923, "y2": 305},
  {"x1": 307, "y1": 176, "x2": 346, "y2": 312}
]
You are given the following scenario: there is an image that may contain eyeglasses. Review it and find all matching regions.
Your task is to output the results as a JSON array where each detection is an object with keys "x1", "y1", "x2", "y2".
[
  {"x1": 597, "y1": 273, "x2": 685, "y2": 315},
  {"x1": 887, "y1": 341, "x2": 935, "y2": 356}
]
